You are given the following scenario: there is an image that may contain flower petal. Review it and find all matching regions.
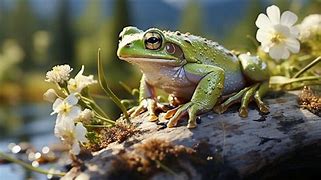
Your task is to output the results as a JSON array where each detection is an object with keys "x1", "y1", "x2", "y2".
[
  {"x1": 267, "y1": 5, "x2": 280, "y2": 24},
  {"x1": 256, "y1": 29, "x2": 271, "y2": 42},
  {"x1": 261, "y1": 41, "x2": 272, "y2": 52},
  {"x1": 68, "y1": 106, "x2": 82, "y2": 120},
  {"x1": 70, "y1": 140, "x2": 81, "y2": 155},
  {"x1": 273, "y1": 24, "x2": 290, "y2": 37},
  {"x1": 51, "y1": 98, "x2": 63, "y2": 115},
  {"x1": 65, "y1": 94, "x2": 78, "y2": 106},
  {"x1": 290, "y1": 25, "x2": 299, "y2": 37},
  {"x1": 255, "y1": 14, "x2": 271, "y2": 29},
  {"x1": 285, "y1": 38, "x2": 300, "y2": 53},
  {"x1": 75, "y1": 123, "x2": 88, "y2": 143},
  {"x1": 269, "y1": 44, "x2": 288, "y2": 60},
  {"x1": 281, "y1": 11, "x2": 298, "y2": 27},
  {"x1": 281, "y1": 48, "x2": 290, "y2": 59},
  {"x1": 75, "y1": 65, "x2": 85, "y2": 78},
  {"x1": 54, "y1": 118, "x2": 74, "y2": 138}
]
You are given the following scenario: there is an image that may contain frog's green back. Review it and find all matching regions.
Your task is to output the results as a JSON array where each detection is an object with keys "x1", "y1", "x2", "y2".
[
  {"x1": 161, "y1": 30, "x2": 246, "y2": 95},
  {"x1": 162, "y1": 30, "x2": 241, "y2": 74}
]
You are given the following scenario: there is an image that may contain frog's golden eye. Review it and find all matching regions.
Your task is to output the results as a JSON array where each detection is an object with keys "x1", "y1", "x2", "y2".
[{"x1": 144, "y1": 32, "x2": 162, "y2": 50}]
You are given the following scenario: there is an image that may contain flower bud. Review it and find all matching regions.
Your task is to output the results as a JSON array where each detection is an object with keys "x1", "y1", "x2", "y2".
[
  {"x1": 80, "y1": 109, "x2": 93, "y2": 123},
  {"x1": 43, "y1": 89, "x2": 58, "y2": 103}
]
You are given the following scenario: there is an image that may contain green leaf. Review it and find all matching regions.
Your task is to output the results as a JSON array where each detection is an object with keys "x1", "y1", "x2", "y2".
[{"x1": 97, "y1": 49, "x2": 131, "y2": 124}]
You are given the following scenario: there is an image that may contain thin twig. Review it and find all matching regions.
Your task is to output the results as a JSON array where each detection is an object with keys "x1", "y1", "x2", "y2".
[
  {"x1": 155, "y1": 160, "x2": 177, "y2": 176},
  {"x1": 246, "y1": 35, "x2": 259, "y2": 48},
  {"x1": 293, "y1": 56, "x2": 321, "y2": 78},
  {"x1": 0, "y1": 151, "x2": 65, "y2": 177}
]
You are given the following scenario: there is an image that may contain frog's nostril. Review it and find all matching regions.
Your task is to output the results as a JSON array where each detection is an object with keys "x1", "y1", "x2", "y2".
[{"x1": 125, "y1": 42, "x2": 132, "y2": 47}]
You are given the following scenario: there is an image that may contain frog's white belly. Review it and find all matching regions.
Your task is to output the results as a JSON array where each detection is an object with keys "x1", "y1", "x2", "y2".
[
  {"x1": 128, "y1": 58, "x2": 246, "y2": 99},
  {"x1": 135, "y1": 60, "x2": 199, "y2": 98}
]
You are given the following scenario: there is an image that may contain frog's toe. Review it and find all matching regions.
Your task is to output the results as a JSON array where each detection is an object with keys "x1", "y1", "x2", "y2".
[
  {"x1": 130, "y1": 104, "x2": 146, "y2": 118},
  {"x1": 254, "y1": 82, "x2": 269, "y2": 114},
  {"x1": 258, "y1": 103, "x2": 269, "y2": 114},
  {"x1": 187, "y1": 105, "x2": 198, "y2": 128},
  {"x1": 148, "y1": 114, "x2": 158, "y2": 121},
  {"x1": 213, "y1": 105, "x2": 228, "y2": 114},
  {"x1": 164, "y1": 107, "x2": 180, "y2": 119},
  {"x1": 129, "y1": 99, "x2": 164, "y2": 121},
  {"x1": 187, "y1": 122, "x2": 197, "y2": 129},
  {"x1": 254, "y1": 95, "x2": 269, "y2": 114},
  {"x1": 167, "y1": 103, "x2": 191, "y2": 128},
  {"x1": 239, "y1": 107, "x2": 249, "y2": 118},
  {"x1": 239, "y1": 84, "x2": 259, "y2": 118},
  {"x1": 167, "y1": 102, "x2": 200, "y2": 128}
]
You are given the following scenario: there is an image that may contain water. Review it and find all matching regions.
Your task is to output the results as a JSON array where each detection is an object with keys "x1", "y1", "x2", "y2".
[{"x1": 0, "y1": 103, "x2": 60, "y2": 180}]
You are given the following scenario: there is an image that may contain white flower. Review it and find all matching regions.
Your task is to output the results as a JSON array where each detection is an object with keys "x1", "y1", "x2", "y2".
[
  {"x1": 54, "y1": 120, "x2": 88, "y2": 155},
  {"x1": 51, "y1": 93, "x2": 81, "y2": 123},
  {"x1": 255, "y1": 5, "x2": 300, "y2": 60},
  {"x1": 67, "y1": 65, "x2": 97, "y2": 93},
  {"x1": 46, "y1": 64, "x2": 73, "y2": 84},
  {"x1": 299, "y1": 14, "x2": 321, "y2": 42},
  {"x1": 43, "y1": 89, "x2": 58, "y2": 103},
  {"x1": 77, "y1": 109, "x2": 94, "y2": 123}
]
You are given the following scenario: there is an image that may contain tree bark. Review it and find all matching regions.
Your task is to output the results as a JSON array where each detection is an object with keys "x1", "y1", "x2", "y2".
[{"x1": 65, "y1": 91, "x2": 321, "y2": 179}]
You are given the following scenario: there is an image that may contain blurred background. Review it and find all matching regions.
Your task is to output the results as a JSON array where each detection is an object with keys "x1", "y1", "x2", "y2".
[{"x1": 0, "y1": 0, "x2": 320, "y2": 179}]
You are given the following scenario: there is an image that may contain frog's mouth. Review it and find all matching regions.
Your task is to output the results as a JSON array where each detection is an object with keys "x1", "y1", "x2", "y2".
[{"x1": 119, "y1": 56, "x2": 180, "y2": 65}]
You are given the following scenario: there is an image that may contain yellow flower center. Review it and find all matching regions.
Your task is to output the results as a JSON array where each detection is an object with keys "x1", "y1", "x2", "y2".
[
  {"x1": 271, "y1": 33, "x2": 285, "y2": 44},
  {"x1": 59, "y1": 102, "x2": 72, "y2": 115}
]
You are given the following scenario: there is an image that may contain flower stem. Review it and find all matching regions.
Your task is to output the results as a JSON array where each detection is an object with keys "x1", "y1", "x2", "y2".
[
  {"x1": 155, "y1": 160, "x2": 177, "y2": 176},
  {"x1": 246, "y1": 35, "x2": 259, "y2": 48},
  {"x1": 293, "y1": 56, "x2": 321, "y2": 78},
  {"x1": 91, "y1": 94, "x2": 110, "y2": 100},
  {"x1": 85, "y1": 124, "x2": 113, "y2": 128},
  {"x1": 283, "y1": 76, "x2": 321, "y2": 85},
  {"x1": 80, "y1": 95, "x2": 111, "y2": 119},
  {"x1": 0, "y1": 151, "x2": 65, "y2": 177},
  {"x1": 97, "y1": 49, "x2": 131, "y2": 124},
  {"x1": 94, "y1": 113, "x2": 116, "y2": 125}
]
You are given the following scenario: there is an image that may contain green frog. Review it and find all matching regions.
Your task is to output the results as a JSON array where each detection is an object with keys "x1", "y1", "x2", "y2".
[{"x1": 117, "y1": 26, "x2": 270, "y2": 128}]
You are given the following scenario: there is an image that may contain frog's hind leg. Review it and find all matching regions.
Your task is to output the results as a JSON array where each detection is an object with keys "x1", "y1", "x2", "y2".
[
  {"x1": 237, "y1": 53, "x2": 270, "y2": 117},
  {"x1": 213, "y1": 87, "x2": 250, "y2": 114},
  {"x1": 239, "y1": 83, "x2": 259, "y2": 117},
  {"x1": 214, "y1": 82, "x2": 269, "y2": 117},
  {"x1": 253, "y1": 81, "x2": 269, "y2": 114}
]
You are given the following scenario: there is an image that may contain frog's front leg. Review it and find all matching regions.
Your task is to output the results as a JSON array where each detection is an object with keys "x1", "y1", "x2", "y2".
[
  {"x1": 129, "y1": 75, "x2": 166, "y2": 121},
  {"x1": 167, "y1": 64, "x2": 225, "y2": 128}
]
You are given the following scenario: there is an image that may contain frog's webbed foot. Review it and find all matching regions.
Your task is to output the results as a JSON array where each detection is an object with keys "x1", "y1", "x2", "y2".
[
  {"x1": 167, "y1": 102, "x2": 202, "y2": 129},
  {"x1": 128, "y1": 99, "x2": 167, "y2": 121},
  {"x1": 213, "y1": 82, "x2": 269, "y2": 118}
]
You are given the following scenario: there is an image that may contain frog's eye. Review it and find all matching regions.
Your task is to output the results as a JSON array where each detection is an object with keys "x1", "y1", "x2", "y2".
[
  {"x1": 144, "y1": 32, "x2": 162, "y2": 50},
  {"x1": 165, "y1": 43, "x2": 184, "y2": 59},
  {"x1": 165, "y1": 43, "x2": 176, "y2": 54}
]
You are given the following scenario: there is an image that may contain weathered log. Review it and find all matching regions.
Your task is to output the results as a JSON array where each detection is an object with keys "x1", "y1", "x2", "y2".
[{"x1": 64, "y1": 91, "x2": 321, "y2": 179}]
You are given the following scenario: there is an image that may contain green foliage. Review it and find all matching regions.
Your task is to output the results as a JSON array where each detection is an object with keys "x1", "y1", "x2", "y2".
[
  {"x1": 179, "y1": 0, "x2": 203, "y2": 35},
  {"x1": 97, "y1": 49, "x2": 130, "y2": 124},
  {"x1": 5, "y1": 0, "x2": 37, "y2": 70},
  {"x1": 51, "y1": 0, "x2": 75, "y2": 66},
  {"x1": 106, "y1": 0, "x2": 135, "y2": 83},
  {"x1": 224, "y1": 0, "x2": 263, "y2": 51}
]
